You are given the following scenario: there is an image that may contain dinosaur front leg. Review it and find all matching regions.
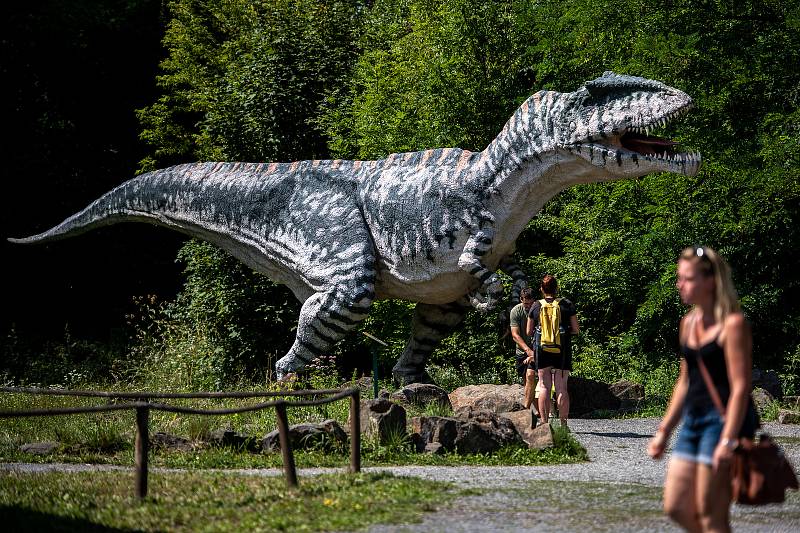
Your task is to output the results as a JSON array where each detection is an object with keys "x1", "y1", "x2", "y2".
[
  {"x1": 458, "y1": 229, "x2": 502, "y2": 312},
  {"x1": 392, "y1": 301, "x2": 471, "y2": 385},
  {"x1": 499, "y1": 256, "x2": 529, "y2": 303}
]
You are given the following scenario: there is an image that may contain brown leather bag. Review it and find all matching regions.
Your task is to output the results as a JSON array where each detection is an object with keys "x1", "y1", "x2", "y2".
[{"x1": 697, "y1": 357, "x2": 799, "y2": 505}]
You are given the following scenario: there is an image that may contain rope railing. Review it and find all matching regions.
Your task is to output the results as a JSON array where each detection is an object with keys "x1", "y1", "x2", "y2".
[{"x1": 0, "y1": 386, "x2": 362, "y2": 497}]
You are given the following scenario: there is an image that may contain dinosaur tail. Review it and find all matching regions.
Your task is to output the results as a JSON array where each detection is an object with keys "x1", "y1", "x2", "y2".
[{"x1": 8, "y1": 162, "x2": 263, "y2": 244}]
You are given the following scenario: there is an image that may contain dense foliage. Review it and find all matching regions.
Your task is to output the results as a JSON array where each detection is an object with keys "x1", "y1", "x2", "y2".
[{"x1": 5, "y1": 1, "x2": 798, "y2": 397}]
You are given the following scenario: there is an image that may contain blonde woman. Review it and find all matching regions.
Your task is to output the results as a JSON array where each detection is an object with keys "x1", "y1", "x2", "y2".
[{"x1": 648, "y1": 246, "x2": 758, "y2": 532}]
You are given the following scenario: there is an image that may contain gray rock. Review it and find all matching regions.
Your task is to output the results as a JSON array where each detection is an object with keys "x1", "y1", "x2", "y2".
[
  {"x1": 783, "y1": 395, "x2": 800, "y2": 409},
  {"x1": 262, "y1": 419, "x2": 348, "y2": 452},
  {"x1": 390, "y1": 383, "x2": 452, "y2": 409},
  {"x1": 19, "y1": 441, "x2": 59, "y2": 455},
  {"x1": 777, "y1": 409, "x2": 800, "y2": 424},
  {"x1": 751, "y1": 387, "x2": 775, "y2": 416},
  {"x1": 150, "y1": 432, "x2": 194, "y2": 451},
  {"x1": 752, "y1": 368, "x2": 782, "y2": 400},
  {"x1": 454, "y1": 409, "x2": 522, "y2": 454},
  {"x1": 424, "y1": 442, "x2": 445, "y2": 455},
  {"x1": 609, "y1": 380, "x2": 645, "y2": 410},
  {"x1": 449, "y1": 384, "x2": 526, "y2": 414},
  {"x1": 411, "y1": 416, "x2": 459, "y2": 451},
  {"x1": 349, "y1": 398, "x2": 407, "y2": 444},
  {"x1": 498, "y1": 410, "x2": 553, "y2": 449},
  {"x1": 569, "y1": 376, "x2": 621, "y2": 416},
  {"x1": 206, "y1": 428, "x2": 260, "y2": 452}
]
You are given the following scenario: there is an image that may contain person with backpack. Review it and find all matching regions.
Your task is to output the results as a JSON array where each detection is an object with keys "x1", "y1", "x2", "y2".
[
  {"x1": 526, "y1": 275, "x2": 579, "y2": 429},
  {"x1": 510, "y1": 287, "x2": 539, "y2": 416}
]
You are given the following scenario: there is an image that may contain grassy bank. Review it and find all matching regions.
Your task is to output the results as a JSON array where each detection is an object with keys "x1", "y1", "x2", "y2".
[
  {"x1": 0, "y1": 390, "x2": 588, "y2": 468},
  {"x1": 0, "y1": 470, "x2": 456, "y2": 532}
]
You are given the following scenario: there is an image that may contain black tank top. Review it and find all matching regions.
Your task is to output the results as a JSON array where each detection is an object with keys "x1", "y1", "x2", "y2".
[{"x1": 681, "y1": 335, "x2": 729, "y2": 414}]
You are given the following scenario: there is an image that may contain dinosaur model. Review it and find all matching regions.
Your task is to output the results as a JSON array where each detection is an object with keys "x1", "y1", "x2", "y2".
[{"x1": 10, "y1": 72, "x2": 701, "y2": 384}]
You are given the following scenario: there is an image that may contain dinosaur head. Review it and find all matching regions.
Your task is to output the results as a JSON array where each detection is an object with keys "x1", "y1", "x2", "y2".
[{"x1": 555, "y1": 71, "x2": 701, "y2": 178}]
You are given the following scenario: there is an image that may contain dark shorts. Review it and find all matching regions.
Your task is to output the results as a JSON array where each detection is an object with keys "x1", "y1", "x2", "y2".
[
  {"x1": 673, "y1": 404, "x2": 759, "y2": 465},
  {"x1": 537, "y1": 351, "x2": 572, "y2": 371},
  {"x1": 516, "y1": 355, "x2": 535, "y2": 377}
]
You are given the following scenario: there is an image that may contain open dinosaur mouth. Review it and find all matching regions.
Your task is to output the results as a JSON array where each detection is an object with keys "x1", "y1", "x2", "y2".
[{"x1": 621, "y1": 131, "x2": 679, "y2": 157}]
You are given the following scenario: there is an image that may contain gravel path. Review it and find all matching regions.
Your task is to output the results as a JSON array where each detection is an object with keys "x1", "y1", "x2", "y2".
[{"x1": 3, "y1": 417, "x2": 799, "y2": 532}]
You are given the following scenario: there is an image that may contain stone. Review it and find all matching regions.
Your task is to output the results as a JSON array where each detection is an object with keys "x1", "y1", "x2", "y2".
[
  {"x1": 454, "y1": 408, "x2": 522, "y2": 454},
  {"x1": 449, "y1": 384, "x2": 526, "y2": 414},
  {"x1": 349, "y1": 398, "x2": 407, "y2": 444},
  {"x1": 609, "y1": 380, "x2": 645, "y2": 410},
  {"x1": 206, "y1": 428, "x2": 260, "y2": 452},
  {"x1": 751, "y1": 387, "x2": 775, "y2": 417},
  {"x1": 777, "y1": 410, "x2": 800, "y2": 424},
  {"x1": 151, "y1": 432, "x2": 194, "y2": 452},
  {"x1": 262, "y1": 419, "x2": 348, "y2": 452},
  {"x1": 411, "y1": 416, "x2": 459, "y2": 451},
  {"x1": 752, "y1": 368, "x2": 782, "y2": 400},
  {"x1": 527, "y1": 423, "x2": 555, "y2": 450},
  {"x1": 19, "y1": 441, "x2": 59, "y2": 455},
  {"x1": 498, "y1": 410, "x2": 553, "y2": 449},
  {"x1": 390, "y1": 383, "x2": 452, "y2": 409},
  {"x1": 568, "y1": 376, "x2": 621, "y2": 416},
  {"x1": 783, "y1": 396, "x2": 800, "y2": 409},
  {"x1": 424, "y1": 442, "x2": 445, "y2": 455}
]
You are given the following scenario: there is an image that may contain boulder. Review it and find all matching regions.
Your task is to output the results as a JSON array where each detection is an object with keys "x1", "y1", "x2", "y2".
[
  {"x1": 498, "y1": 410, "x2": 554, "y2": 449},
  {"x1": 751, "y1": 387, "x2": 775, "y2": 417},
  {"x1": 206, "y1": 428, "x2": 259, "y2": 452},
  {"x1": 454, "y1": 408, "x2": 522, "y2": 454},
  {"x1": 262, "y1": 419, "x2": 347, "y2": 452},
  {"x1": 411, "y1": 416, "x2": 459, "y2": 451},
  {"x1": 349, "y1": 398, "x2": 407, "y2": 444},
  {"x1": 752, "y1": 368, "x2": 782, "y2": 400},
  {"x1": 424, "y1": 442, "x2": 446, "y2": 455},
  {"x1": 449, "y1": 384, "x2": 526, "y2": 414},
  {"x1": 151, "y1": 432, "x2": 194, "y2": 452},
  {"x1": 778, "y1": 410, "x2": 800, "y2": 425},
  {"x1": 391, "y1": 383, "x2": 452, "y2": 409},
  {"x1": 784, "y1": 396, "x2": 800, "y2": 409},
  {"x1": 568, "y1": 376, "x2": 621, "y2": 416},
  {"x1": 609, "y1": 380, "x2": 645, "y2": 410},
  {"x1": 19, "y1": 441, "x2": 59, "y2": 455}
]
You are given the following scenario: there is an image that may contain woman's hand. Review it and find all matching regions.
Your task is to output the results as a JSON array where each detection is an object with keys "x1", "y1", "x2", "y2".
[
  {"x1": 648, "y1": 430, "x2": 669, "y2": 460},
  {"x1": 713, "y1": 439, "x2": 737, "y2": 471}
]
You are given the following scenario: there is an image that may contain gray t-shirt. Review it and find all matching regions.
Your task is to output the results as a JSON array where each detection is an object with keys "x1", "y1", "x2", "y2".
[{"x1": 510, "y1": 302, "x2": 533, "y2": 356}]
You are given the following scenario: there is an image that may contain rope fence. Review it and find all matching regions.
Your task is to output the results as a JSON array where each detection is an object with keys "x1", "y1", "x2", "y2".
[{"x1": 0, "y1": 386, "x2": 362, "y2": 497}]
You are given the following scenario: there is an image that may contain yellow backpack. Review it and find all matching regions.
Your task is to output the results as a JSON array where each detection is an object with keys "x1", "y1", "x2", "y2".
[{"x1": 537, "y1": 298, "x2": 562, "y2": 354}]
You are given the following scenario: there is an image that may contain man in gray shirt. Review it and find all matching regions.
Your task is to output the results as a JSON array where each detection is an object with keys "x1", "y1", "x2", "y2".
[{"x1": 510, "y1": 287, "x2": 537, "y2": 419}]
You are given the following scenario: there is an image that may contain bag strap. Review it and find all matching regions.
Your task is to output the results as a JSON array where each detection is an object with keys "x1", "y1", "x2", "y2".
[
  {"x1": 696, "y1": 356, "x2": 727, "y2": 421},
  {"x1": 690, "y1": 311, "x2": 727, "y2": 420}
]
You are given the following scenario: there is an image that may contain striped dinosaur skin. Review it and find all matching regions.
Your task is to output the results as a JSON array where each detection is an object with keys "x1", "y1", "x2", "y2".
[{"x1": 9, "y1": 72, "x2": 701, "y2": 384}]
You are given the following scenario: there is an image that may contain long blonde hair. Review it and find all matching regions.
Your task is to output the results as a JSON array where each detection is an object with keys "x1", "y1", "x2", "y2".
[{"x1": 680, "y1": 246, "x2": 740, "y2": 323}]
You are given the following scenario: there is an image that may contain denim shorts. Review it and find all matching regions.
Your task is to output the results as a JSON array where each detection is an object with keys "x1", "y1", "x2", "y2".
[{"x1": 672, "y1": 408, "x2": 724, "y2": 466}]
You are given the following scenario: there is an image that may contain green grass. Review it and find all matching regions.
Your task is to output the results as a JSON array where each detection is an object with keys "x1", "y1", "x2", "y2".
[
  {"x1": 0, "y1": 391, "x2": 588, "y2": 468},
  {"x1": 0, "y1": 470, "x2": 455, "y2": 532}
]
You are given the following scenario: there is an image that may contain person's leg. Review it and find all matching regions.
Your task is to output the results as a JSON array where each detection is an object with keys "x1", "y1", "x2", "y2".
[
  {"x1": 536, "y1": 367, "x2": 553, "y2": 422},
  {"x1": 663, "y1": 458, "x2": 702, "y2": 532},
  {"x1": 695, "y1": 410, "x2": 731, "y2": 532},
  {"x1": 696, "y1": 463, "x2": 732, "y2": 533},
  {"x1": 553, "y1": 368, "x2": 570, "y2": 426},
  {"x1": 524, "y1": 368, "x2": 537, "y2": 410}
]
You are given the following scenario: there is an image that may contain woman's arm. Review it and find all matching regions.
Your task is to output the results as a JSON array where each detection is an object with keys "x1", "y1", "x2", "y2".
[
  {"x1": 648, "y1": 315, "x2": 690, "y2": 459},
  {"x1": 713, "y1": 312, "x2": 752, "y2": 468}
]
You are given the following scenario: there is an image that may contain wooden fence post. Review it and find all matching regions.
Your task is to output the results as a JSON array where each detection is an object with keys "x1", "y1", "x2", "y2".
[
  {"x1": 135, "y1": 405, "x2": 150, "y2": 499},
  {"x1": 275, "y1": 401, "x2": 298, "y2": 488},
  {"x1": 349, "y1": 389, "x2": 361, "y2": 473}
]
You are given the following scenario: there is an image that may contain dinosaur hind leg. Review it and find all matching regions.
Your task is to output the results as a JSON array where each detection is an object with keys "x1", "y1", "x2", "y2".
[{"x1": 392, "y1": 301, "x2": 471, "y2": 385}]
